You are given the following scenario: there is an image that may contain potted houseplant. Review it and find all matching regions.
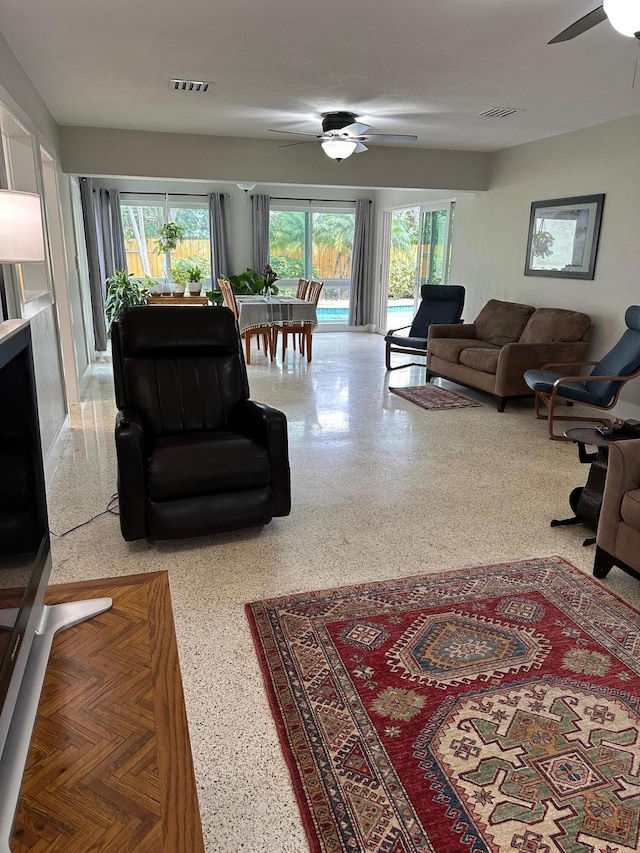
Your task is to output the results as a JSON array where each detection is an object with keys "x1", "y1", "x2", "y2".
[
  {"x1": 185, "y1": 263, "x2": 204, "y2": 294},
  {"x1": 204, "y1": 285, "x2": 224, "y2": 306},
  {"x1": 104, "y1": 270, "x2": 150, "y2": 331},
  {"x1": 227, "y1": 268, "x2": 279, "y2": 297},
  {"x1": 156, "y1": 222, "x2": 185, "y2": 290},
  {"x1": 155, "y1": 221, "x2": 185, "y2": 253}
]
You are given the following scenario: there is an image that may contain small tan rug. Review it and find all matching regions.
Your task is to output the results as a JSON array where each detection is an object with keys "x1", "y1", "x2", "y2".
[{"x1": 389, "y1": 383, "x2": 481, "y2": 409}]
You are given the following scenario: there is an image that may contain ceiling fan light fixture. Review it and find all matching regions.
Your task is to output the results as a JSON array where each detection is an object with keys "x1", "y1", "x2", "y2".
[
  {"x1": 321, "y1": 139, "x2": 357, "y2": 161},
  {"x1": 603, "y1": 0, "x2": 640, "y2": 36}
]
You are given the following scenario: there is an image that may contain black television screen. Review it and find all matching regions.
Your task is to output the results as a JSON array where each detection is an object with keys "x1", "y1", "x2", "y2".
[
  {"x1": 0, "y1": 320, "x2": 111, "y2": 845},
  {"x1": 0, "y1": 319, "x2": 51, "y2": 758}
]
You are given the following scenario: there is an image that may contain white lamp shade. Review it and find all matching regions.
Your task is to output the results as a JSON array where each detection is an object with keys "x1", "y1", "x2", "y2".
[
  {"x1": 0, "y1": 190, "x2": 45, "y2": 263},
  {"x1": 604, "y1": 0, "x2": 640, "y2": 36},
  {"x1": 321, "y1": 139, "x2": 357, "y2": 160},
  {"x1": 236, "y1": 182, "x2": 256, "y2": 192}
]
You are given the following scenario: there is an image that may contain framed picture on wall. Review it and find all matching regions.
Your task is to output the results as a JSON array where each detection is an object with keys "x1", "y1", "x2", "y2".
[{"x1": 524, "y1": 194, "x2": 605, "y2": 280}]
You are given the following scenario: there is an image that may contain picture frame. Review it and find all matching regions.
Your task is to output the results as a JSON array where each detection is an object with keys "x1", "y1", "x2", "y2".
[{"x1": 524, "y1": 194, "x2": 605, "y2": 280}]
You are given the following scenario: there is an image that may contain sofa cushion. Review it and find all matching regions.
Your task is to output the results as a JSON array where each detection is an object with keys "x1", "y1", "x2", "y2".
[
  {"x1": 429, "y1": 338, "x2": 500, "y2": 365},
  {"x1": 621, "y1": 488, "x2": 640, "y2": 533},
  {"x1": 147, "y1": 431, "x2": 271, "y2": 501},
  {"x1": 459, "y1": 347, "x2": 500, "y2": 375},
  {"x1": 519, "y1": 308, "x2": 591, "y2": 344},
  {"x1": 474, "y1": 299, "x2": 535, "y2": 346}
]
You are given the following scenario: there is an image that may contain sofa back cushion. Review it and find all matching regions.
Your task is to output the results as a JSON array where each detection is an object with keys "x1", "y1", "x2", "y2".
[
  {"x1": 519, "y1": 308, "x2": 591, "y2": 344},
  {"x1": 474, "y1": 299, "x2": 535, "y2": 346}
]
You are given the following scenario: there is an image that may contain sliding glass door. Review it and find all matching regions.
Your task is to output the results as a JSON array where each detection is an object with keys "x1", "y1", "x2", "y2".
[
  {"x1": 269, "y1": 204, "x2": 355, "y2": 325},
  {"x1": 418, "y1": 204, "x2": 454, "y2": 287},
  {"x1": 383, "y1": 201, "x2": 455, "y2": 331}
]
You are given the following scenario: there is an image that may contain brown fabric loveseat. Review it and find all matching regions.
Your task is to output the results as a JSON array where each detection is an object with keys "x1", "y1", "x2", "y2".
[{"x1": 426, "y1": 299, "x2": 592, "y2": 411}]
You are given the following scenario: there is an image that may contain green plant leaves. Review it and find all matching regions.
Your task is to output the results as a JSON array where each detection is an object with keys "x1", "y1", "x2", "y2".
[
  {"x1": 155, "y1": 221, "x2": 186, "y2": 253},
  {"x1": 104, "y1": 270, "x2": 150, "y2": 331}
]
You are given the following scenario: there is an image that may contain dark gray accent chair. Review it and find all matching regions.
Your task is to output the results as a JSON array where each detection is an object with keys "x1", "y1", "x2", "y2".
[
  {"x1": 112, "y1": 305, "x2": 291, "y2": 541},
  {"x1": 524, "y1": 305, "x2": 640, "y2": 440},
  {"x1": 384, "y1": 284, "x2": 465, "y2": 370}
]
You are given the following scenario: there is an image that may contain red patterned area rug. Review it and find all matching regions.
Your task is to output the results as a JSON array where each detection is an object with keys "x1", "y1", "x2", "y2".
[
  {"x1": 389, "y1": 384, "x2": 480, "y2": 410},
  {"x1": 246, "y1": 557, "x2": 640, "y2": 853}
]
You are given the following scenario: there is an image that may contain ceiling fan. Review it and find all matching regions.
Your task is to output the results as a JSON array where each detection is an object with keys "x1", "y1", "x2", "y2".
[
  {"x1": 268, "y1": 112, "x2": 418, "y2": 161},
  {"x1": 549, "y1": 0, "x2": 640, "y2": 44}
]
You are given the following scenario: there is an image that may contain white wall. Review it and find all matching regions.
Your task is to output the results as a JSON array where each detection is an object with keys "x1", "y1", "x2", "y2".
[
  {"x1": 0, "y1": 33, "x2": 75, "y2": 469},
  {"x1": 452, "y1": 113, "x2": 640, "y2": 417},
  {"x1": 60, "y1": 126, "x2": 491, "y2": 193}
]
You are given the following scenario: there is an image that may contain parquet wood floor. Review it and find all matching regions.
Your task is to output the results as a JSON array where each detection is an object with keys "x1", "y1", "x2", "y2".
[{"x1": 9, "y1": 571, "x2": 204, "y2": 852}]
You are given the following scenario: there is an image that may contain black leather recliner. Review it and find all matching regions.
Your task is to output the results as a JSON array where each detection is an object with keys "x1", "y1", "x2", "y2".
[{"x1": 112, "y1": 306, "x2": 291, "y2": 541}]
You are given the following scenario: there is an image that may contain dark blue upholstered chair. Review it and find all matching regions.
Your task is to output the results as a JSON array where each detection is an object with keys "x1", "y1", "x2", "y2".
[
  {"x1": 524, "y1": 305, "x2": 640, "y2": 440},
  {"x1": 385, "y1": 284, "x2": 465, "y2": 370}
]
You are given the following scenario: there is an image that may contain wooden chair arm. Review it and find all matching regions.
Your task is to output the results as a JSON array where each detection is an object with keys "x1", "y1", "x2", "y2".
[
  {"x1": 552, "y1": 371, "x2": 634, "y2": 389},
  {"x1": 541, "y1": 360, "x2": 598, "y2": 371},
  {"x1": 386, "y1": 324, "x2": 411, "y2": 336}
]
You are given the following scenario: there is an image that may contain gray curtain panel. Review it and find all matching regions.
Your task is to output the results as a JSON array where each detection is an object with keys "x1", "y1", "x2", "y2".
[
  {"x1": 99, "y1": 188, "x2": 127, "y2": 274},
  {"x1": 349, "y1": 199, "x2": 373, "y2": 326},
  {"x1": 251, "y1": 193, "x2": 271, "y2": 273},
  {"x1": 208, "y1": 192, "x2": 231, "y2": 284},
  {"x1": 79, "y1": 177, "x2": 107, "y2": 352},
  {"x1": 79, "y1": 179, "x2": 127, "y2": 351}
]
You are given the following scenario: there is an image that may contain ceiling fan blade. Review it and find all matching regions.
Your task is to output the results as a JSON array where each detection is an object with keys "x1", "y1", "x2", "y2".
[
  {"x1": 268, "y1": 129, "x2": 319, "y2": 137},
  {"x1": 360, "y1": 133, "x2": 418, "y2": 143},
  {"x1": 278, "y1": 140, "x2": 317, "y2": 148},
  {"x1": 354, "y1": 142, "x2": 368, "y2": 153},
  {"x1": 340, "y1": 121, "x2": 370, "y2": 135},
  {"x1": 548, "y1": 5, "x2": 607, "y2": 44}
]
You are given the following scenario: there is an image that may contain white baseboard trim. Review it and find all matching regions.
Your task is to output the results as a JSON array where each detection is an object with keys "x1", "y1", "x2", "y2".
[{"x1": 43, "y1": 413, "x2": 70, "y2": 489}]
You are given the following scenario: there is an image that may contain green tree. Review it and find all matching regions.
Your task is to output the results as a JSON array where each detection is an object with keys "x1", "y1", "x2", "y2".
[
  {"x1": 269, "y1": 211, "x2": 305, "y2": 250},
  {"x1": 313, "y1": 214, "x2": 354, "y2": 278},
  {"x1": 387, "y1": 209, "x2": 420, "y2": 298}
]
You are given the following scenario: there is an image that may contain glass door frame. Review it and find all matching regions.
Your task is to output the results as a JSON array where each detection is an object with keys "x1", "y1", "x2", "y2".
[
  {"x1": 375, "y1": 199, "x2": 456, "y2": 333},
  {"x1": 416, "y1": 199, "x2": 456, "y2": 297}
]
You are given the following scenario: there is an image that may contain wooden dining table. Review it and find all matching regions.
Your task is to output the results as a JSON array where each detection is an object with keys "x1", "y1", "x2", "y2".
[{"x1": 235, "y1": 295, "x2": 318, "y2": 362}]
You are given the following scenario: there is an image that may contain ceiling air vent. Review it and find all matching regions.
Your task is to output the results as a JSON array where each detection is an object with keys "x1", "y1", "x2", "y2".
[
  {"x1": 477, "y1": 108, "x2": 524, "y2": 119},
  {"x1": 170, "y1": 79, "x2": 212, "y2": 93}
]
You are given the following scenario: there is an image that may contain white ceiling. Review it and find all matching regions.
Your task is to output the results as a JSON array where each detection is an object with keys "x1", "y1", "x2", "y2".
[{"x1": 1, "y1": 0, "x2": 640, "y2": 153}]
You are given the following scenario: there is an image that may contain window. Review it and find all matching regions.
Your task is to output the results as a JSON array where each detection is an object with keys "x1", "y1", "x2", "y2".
[
  {"x1": 269, "y1": 206, "x2": 355, "y2": 324},
  {"x1": 120, "y1": 195, "x2": 211, "y2": 288}
]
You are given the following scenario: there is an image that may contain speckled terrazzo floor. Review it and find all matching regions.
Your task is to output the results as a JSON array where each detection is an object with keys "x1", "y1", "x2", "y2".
[{"x1": 45, "y1": 331, "x2": 640, "y2": 853}]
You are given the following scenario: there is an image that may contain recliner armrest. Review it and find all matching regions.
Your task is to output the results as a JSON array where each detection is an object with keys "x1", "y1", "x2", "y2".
[
  {"x1": 230, "y1": 400, "x2": 291, "y2": 517},
  {"x1": 114, "y1": 409, "x2": 148, "y2": 541},
  {"x1": 597, "y1": 439, "x2": 640, "y2": 554},
  {"x1": 428, "y1": 323, "x2": 476, "y2": 340}
]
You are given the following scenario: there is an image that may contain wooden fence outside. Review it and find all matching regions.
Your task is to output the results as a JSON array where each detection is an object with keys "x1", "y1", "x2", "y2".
[
  {"x1": 126, "y1": 238, "x2": 361, "y2": 280},
  {"x1": 124, "y1": 238, "x2": 210, "y2": 278}
]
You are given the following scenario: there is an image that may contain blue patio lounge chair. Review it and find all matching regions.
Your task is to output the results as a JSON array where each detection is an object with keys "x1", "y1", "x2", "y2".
[{"x1": 385, "y1": 284, "x2": 465, "y2": 370}]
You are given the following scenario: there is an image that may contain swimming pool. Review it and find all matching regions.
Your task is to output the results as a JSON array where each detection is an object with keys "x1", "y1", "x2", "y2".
[{"x1": 317, "y1": 304, "x2": 413, "y2": 324}]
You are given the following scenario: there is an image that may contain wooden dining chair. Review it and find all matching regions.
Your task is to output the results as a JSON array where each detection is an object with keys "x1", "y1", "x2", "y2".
[
  {"x1": 218, "y1": 279, "x2": 272, "y2": 365},
  {"x1": 276, "y1": 279, "x2": 310, "y2": 359},
  {"x1": 300, "y1": 280, "x2": 323, "y2": 360},
  {"x1": 296, "y1": 279, "x2": 309, "y2": 299}
]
